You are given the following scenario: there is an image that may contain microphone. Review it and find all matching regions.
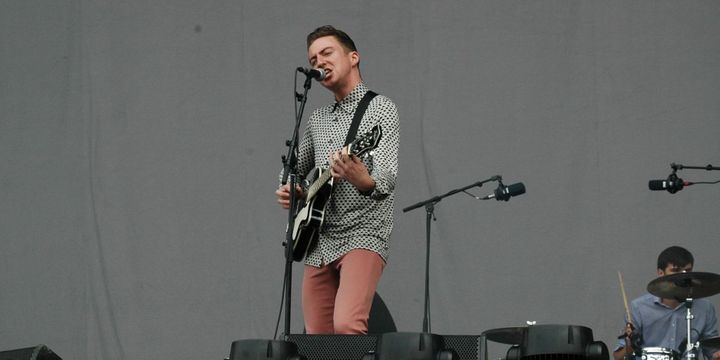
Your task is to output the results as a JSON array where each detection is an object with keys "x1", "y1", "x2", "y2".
[
  {"x1": 648, "y1": 176, "x2": 692, "y2": 194},
  {"x1": 297, "y1": 67, "x2": 326, "y2": 80},
  {"x1": 483, "y1": 182, "x2": 526, "y2": 201}
]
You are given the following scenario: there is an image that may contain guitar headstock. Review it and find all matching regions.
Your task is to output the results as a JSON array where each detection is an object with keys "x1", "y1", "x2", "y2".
[{"x1": 348, "y1": 125, "x2": 382, "y2": 157}]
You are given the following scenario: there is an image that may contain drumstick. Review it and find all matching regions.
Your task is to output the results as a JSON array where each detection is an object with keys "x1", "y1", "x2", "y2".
[{"x1": 618, "y1": 271, "x2": 632, "y2": 324}]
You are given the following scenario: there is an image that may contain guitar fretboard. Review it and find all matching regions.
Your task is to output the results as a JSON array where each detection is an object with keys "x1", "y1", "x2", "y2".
[{"x1": 306, "y1": 168, "x2": 332, "y2": 200}]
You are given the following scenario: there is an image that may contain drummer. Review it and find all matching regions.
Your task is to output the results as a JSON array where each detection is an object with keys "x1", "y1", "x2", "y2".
[{"x1": 614, "y1": 246, "x2": 720, "y2": 360}]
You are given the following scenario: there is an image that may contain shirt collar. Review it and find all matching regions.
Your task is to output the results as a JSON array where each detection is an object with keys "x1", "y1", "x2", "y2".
[
  {"x1": 332, "y1": 82, "x2": 369, "y2": 114},
  {"x1": 652, "y1": 295, "x2": 686, "y2": 310}
]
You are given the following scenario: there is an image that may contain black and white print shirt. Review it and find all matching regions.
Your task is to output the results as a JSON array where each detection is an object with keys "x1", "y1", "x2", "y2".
[{"x1": 296, "y1": 82, "x2": 399, "y2": 267}]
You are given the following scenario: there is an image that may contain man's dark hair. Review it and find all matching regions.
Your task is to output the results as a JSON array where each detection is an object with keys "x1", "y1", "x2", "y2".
[
  {"x1": 657, "y1": 246, "x2": 694, "y2": 270},
  {"x1": 307, "y1": 25, "x2": 357, "y2": 52}
]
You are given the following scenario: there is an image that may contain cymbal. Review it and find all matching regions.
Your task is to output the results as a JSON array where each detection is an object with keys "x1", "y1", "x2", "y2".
[
  {"x1": 481, "y1": 327, "x2": 526, "y2": 344},
  {"x1": 647, "y1": 272, "x2": 720, "y2": 299},
  {"x1": 700, "y1": 336, "x2": 720, "y2": 348}
]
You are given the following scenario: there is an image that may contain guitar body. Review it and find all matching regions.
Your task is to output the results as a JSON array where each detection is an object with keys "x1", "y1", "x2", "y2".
[{"x1": 291, "y1": 167, "x2": 333, "y2": 261}]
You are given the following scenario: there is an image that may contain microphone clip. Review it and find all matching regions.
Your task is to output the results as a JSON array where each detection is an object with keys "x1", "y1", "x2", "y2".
[{"x1": 666, "y1": 173, "x2": 685, "y2": 194}]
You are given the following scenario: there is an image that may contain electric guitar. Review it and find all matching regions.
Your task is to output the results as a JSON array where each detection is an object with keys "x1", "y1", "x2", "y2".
[{"x1": 291, "y1": 125, "x2": 382, "y2": 261}]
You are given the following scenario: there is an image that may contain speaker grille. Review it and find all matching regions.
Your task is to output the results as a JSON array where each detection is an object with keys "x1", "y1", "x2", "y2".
[
  {"x1": 523, "y1": 354, "x2": 586, "y2": 360},
  {"x1": 442, "y1": 335, "x2": 482, "y2": 360},
  {"x1": 286, "y1": 334, "x2": 377, "y2": 360},
  {"x1": 286, "y1": 334, "x2": 483, "y2": 360}
]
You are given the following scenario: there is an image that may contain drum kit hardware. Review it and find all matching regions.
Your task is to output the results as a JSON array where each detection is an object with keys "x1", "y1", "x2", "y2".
[
  {"x1": 647, "y1": 272, "x2": 720, "y2": 300},
  {"x1": 640, "y1": 271, "x2": 720, "y2": 360},
  {"x1": 641, "y1": 347, "x2": 680, "y2": 360},
  {"x1": 699, "y1": 337, "x2": 720, "y2": 348}
]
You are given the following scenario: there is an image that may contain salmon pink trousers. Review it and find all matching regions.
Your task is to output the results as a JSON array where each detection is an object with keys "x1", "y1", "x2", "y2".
[{"x1": 302, "y1": 249, "x2": 385, "y2": 334}]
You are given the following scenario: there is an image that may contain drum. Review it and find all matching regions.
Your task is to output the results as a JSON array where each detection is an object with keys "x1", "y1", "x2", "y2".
[{"x1": 641, "y1": 347, "x2": 679, "y2": 360}]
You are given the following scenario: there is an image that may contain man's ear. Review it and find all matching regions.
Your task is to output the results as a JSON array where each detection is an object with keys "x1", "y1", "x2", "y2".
[
  {"x1": 350, "y1": 51, "x2": 359, "y2": 67},
  {"x1": 657, "y1": 268, "x2": 665, "y2": 277}
]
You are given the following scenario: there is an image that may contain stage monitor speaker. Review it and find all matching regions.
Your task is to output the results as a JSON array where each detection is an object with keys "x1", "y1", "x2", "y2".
[
  {"x1": 0, "y1": 344, "x2": 62, "y2": 360},
  {"x1": 524, "y1": 324, "x2": 593, "y2": 359},
  {"x1": 504, "y1": 324, "x2": 609, "y2": 360},
  {"x1": 286, "y1": 334, "x2": 482, "y2": 360},
  {"x1": 373, "y1": 332, "x2": 457, "y2": 360},
  {"x1": 286, "y1": 334, "x2": 377, "y2": 360},
  {"x1": 442, "y1": 335, "x2": 483, "y2": 360},
  {"x1": 229, "y1": 339, "x2": 302, "y2": 360}
]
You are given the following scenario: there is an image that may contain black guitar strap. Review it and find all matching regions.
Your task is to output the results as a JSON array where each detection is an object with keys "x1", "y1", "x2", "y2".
[{"x1": 343, "y1": 90, "x2": 378, "y2": 146}]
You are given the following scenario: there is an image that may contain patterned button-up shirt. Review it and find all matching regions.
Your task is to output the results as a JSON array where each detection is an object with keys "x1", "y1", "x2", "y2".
[{"x1": 294, "y1": 82, "x2": 399, "y2": 267}]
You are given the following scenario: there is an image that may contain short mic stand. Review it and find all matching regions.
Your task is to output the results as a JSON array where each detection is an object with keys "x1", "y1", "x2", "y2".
[
  {"x1": 402, "y1": 175, "x2": 501, "y2": 333},
  {"x1": 278, "y1": 71, "x2": 315, "y2": 339}
]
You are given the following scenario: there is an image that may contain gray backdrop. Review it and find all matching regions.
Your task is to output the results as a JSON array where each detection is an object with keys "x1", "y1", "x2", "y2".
[{"x1": 2, "y1": 1, "x2": 719, "y2": 360}]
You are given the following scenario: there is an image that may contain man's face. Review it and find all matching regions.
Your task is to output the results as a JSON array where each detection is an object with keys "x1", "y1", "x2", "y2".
[
  {"x1": 657, "y1": 263, "x2": 693, "y2": 277},
  {"x1": 307, "y1": 35, "x2": 358, "y2": 91}
]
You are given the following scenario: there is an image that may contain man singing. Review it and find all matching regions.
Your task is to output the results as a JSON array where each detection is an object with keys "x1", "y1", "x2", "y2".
[{"x1": 276, "y1": 25, "x2": 399, "y2": 334}]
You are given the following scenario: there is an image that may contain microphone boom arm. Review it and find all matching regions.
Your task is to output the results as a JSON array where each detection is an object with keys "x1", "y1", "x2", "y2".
[
  {"x1": 671, "y1": 163, "x2": 720, "y2": 171},
  {"x1": 402, "y1": 175, "x2": 501, "y2": 213}
]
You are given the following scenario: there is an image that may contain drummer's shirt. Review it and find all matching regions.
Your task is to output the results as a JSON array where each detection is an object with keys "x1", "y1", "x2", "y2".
[{"x1": 616, "y1": 293, "x2": 719, "y2": 359}]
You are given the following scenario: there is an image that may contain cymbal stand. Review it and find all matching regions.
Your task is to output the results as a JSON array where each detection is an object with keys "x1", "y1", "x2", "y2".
[{"x1": 683, "y1": 297, "x2": 698, "y2": 360}]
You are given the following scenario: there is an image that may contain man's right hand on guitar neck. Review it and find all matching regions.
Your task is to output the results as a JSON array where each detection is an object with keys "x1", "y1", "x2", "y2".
[{"x1": 275, "y1": 184, "x2": 304, "y2": 209}]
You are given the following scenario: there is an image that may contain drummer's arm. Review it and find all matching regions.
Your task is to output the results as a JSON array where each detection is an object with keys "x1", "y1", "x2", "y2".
[
  {"x1": 613, "y1": 323, "x2": 636, "y2": 360},
  {"x1": 613, "y1": 344, "x2": 635, "y2": 360},
  {"x1": 712, "y1": 350, "x2": 720, "y2": 360},
  {"x1": 613, "y1": 347, "x2": 629, "y2": 360}
]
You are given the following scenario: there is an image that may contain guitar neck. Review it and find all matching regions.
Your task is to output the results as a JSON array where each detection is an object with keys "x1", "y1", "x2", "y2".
[{"x1": 306, "y1": 168, "x2": 333, "y2": 200}]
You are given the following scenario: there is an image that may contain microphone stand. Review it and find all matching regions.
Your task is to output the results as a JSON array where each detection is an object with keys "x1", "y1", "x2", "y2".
[
  {"x1": 279, "y1": 72, "x2": 315, "y2": 338},
  {"x1": 402, "y1": 175, "x2": 501, "y2": 333}
]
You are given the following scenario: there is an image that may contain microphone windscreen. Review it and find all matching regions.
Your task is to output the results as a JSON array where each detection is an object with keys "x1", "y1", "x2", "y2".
[
  {"x1": 507, "y1": 182, "x2": 526, "y2": 196},
  {"x1": 648, "y1": 180, "x2": 667, "y2": 191}
]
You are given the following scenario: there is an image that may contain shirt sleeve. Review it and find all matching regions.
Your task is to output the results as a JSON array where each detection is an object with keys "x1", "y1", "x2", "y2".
[
  {"x1": 364, "y1": 96, "x2": 399, "y2": 200},
  {"x1": 615, "y1": 300, "x2": 642, "y2": 352},
  {"x1": 615, "y1": 313, "x2": 630, "y2": 352},
  {"x1": 278, "y1": 111, "x2": 317, "y2": 186},
  {"x1": 701, "y1": 304, "x2": 719, "y2": 359}
]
